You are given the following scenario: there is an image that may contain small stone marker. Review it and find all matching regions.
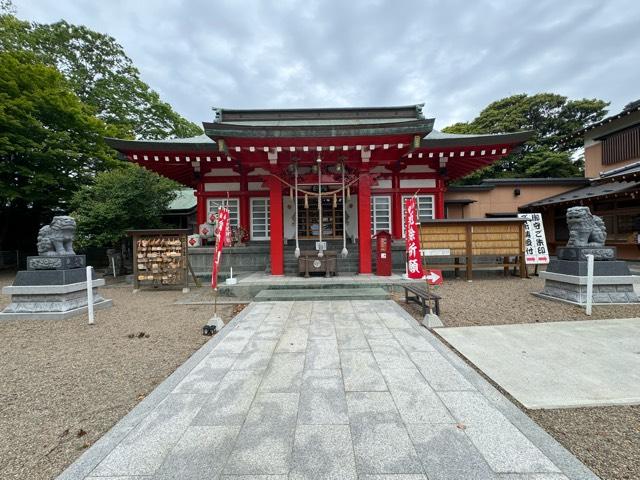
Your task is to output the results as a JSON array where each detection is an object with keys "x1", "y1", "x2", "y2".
[{"x1": 422, "y1": 313, "x2": 443, "y2": 328}]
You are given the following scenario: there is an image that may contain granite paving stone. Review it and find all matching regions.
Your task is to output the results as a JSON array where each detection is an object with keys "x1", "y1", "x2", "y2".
[
  {"x1": 391, "y1": 328, "x2": 436, "y2": 352},
  {"x1": 224, "y1": 393, "x2": 299, "y2": 475},
  {"x1": 298, "y1": 369, "x2": 349, "y2": 425},
  {"x1": 90, "y1": 393, "x2": 207, "y2": 477},
  {"x1": 368, "y1": 338, "x2": 415, "y2": 369},
  {"x1": 305, "y1": 337, "x2": 340, "y2": 369},
  {"x1": 289, "y1": 424, "x2": 357, "y2": 480},
  {"x1": 407, "y1": 423, "x2": 496, "y2": 480},
  {"x1": 275, "y1": 326, "x2": 308, "y2": 352},
  {"x1": 409, "y1": 351, "x2": 474, "y2": 391},
  {"x1": 192, "y1": 370, "x2": 262, "y2": 425},
  {"x1": 335, "y1": 325, "x2": 370, "y2": 350},
  {"x1": 350, "y1": 420, "x2": 423, "y2": 475},
  {"x1": 259, "y1": 353, "x2": 305, "y2": 392},
  {"x1": 439, "y1": 391, "x2": 560, "y2": 473},
  {"x1": 59, "y1": 300, "x2": 591, "y2": 480},
  {"x1": 340, "y1": 351, "x2": 387, "y2": 391},
  {"x1": 381, "y1": 368, "x2": 453, "y2": 424},
  {"x1": 172, "y1": 353, "x2": 238, "y2": 394},
  {"x1": 155, "y1": 425, "x2": 240, "y2": 479}
]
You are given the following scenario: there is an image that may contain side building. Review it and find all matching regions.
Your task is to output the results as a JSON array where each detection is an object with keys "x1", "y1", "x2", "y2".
[{"x1": 521, "y1": 101, "x2": 640, "y2": 260}]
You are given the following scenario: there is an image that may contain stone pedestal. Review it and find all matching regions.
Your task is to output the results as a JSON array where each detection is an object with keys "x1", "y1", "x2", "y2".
[
  {"x1": 537, "y1": 258, "x2": 639, "y2": 305},
  {"x1": 27, "y1": 254, "x2": 86, "y2": 270},
  {"x1": 0, "y1": 267, "x2": 112, "y2": 320}
]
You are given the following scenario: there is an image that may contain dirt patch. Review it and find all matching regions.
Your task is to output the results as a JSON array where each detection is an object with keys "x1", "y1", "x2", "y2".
[
  {"x1": 395, "y1": 274, "x2": 640, "y2": 480},
  {"x1": 0, "y1": 271, "x2": 244, "y2": 480},
  {"x1": 394, "y1": 275, "x2": 640, "y2": 327}
]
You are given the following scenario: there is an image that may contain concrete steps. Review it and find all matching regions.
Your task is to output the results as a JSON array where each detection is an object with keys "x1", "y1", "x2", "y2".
[{"x1": 254, "y1": 286, "x2": 390, "y2": 302}]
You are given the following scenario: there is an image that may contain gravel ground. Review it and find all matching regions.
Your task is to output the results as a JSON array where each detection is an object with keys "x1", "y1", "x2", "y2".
[
  {"x1": 0, "y1": 271, "x2": 243, "y2": 480},
  {"x1": 395, "y1": 274, "x2": 640, "y2": 480},
  {"x1": 394, "y1": 275, "x2": 640, "y2": 327}
]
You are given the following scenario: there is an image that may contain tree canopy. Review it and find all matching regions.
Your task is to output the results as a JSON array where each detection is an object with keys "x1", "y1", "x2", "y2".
[
  {"x1": 0, "y1": 8, "x2": 202, "y2": 139},
  {"x1": 443, "y1": 93, "x2": 609, "y2": 183},
  {"x1": 71, "y1": 164, "x2": 179, "y2": 248}
]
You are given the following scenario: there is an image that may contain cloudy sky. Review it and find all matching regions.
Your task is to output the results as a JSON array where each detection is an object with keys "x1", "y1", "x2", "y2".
[{"x1": 14, "y1": 0, "x2": 640, "y2": 129}]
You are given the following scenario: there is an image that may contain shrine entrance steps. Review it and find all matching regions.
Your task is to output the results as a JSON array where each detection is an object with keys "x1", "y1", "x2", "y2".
[{"x1": 254, "y1": 285, "x2": 390, "y2": 302}]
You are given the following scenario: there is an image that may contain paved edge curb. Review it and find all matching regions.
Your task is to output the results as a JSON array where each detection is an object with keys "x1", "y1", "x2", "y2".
[
  {"x1": 387, "y1": 301, "x2": 601, "y2": 480},
  {"x1": 55, "y1": 303, "x2": 257, "y2": 480}
]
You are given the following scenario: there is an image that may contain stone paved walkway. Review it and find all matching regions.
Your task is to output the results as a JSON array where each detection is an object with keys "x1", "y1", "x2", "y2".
[{"x1": 58, "y1": 300, "x2": 598, "y2": 480}]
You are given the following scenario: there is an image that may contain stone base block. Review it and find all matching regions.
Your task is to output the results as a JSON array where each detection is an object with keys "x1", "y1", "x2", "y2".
[
  {"x1": 1, "y1": 278, "x2": 112, "y2": 320},
  {"x1": 13, "y1": 268, "x2": 95, "y2": 286},
  {"x1": 546, "y1": 259, "x2": 631, "y2": 277},
  {"x1": 537, "y1": 273, "x2": 639, "y2": 305},
  {"x1": 27, "y1": 254, "x2": 86, "y2": 270},
  {"x1": 556, "y1": 246, "x2": 616, "y2": 261}
]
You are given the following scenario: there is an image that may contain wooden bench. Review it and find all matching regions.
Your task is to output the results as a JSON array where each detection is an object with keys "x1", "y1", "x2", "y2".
[{"x1": 400, "y1": 284, "x2": 441, "y2": 315}]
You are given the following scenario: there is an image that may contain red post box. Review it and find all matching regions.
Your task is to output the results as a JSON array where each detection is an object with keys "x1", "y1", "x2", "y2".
[{"x1": 375, "y1": 230, "x2": 392, "y2": 276}]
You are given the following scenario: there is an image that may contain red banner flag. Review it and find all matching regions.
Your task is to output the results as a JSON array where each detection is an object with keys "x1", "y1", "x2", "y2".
[
  {"x1": 211, "y1": 207, "x2": 230, "y2": 289},
  {"x1": 404, "y1": 197, "x2": 425, "y2": 279}
]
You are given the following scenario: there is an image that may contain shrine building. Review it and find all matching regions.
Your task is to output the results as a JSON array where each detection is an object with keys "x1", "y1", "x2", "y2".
[{"x1": 105, "y1": 105, "x2": 532, "y2": 275}]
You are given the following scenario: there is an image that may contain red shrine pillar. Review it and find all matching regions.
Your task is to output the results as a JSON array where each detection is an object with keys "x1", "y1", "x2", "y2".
[
  {"x1": 239, "y1": 169, "x2": 250, "y2": 241},
  {"x1": 391, "y1": 169, "x2": 402, "y2": 239},
  {"x1": 358, "y1": 172, "x2": 372, "y2": 274},
  {"x1": 266, "y1": 175, "x2": 284, "y2": 275},
  {"x1": 196, "y1": 183, "x2": 206, "y2": 227},
  {"x1": 435, "y1": 178, "x2": 446, "y2": 219}
]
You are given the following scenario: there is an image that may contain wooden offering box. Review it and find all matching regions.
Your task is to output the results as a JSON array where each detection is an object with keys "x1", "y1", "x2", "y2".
[{"x1": 127, "y1": 229, "x2": 190, "y2": 290}]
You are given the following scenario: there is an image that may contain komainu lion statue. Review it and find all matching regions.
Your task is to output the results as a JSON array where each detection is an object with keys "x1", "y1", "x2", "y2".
[
  {"x1": 37, "y1": 216, "x2": 77, "y2": 256},
  {"x1": 566, "y1": 206, "x2": 606, "y2": 247}
]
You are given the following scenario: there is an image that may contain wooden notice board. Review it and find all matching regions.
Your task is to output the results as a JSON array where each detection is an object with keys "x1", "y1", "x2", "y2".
[
  {"x1": 418, "y1": 218, "x2": 527, "y2": 280},
  {"x1": 127, "y1": 229, "x2": 191, "y2": 290}
]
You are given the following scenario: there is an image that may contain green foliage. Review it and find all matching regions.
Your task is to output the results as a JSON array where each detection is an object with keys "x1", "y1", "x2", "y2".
[
  {"x1": 0, "y1": 50, "x2": 116, "y2": 211},
  {"x1": 71, "y1": 164, "x2": 179, "y2": 248},
  {"x1": 0, "y1": 12, "x2": 202, "y2": 139},
  {"x1": 443, "y1": 93, "x2": 609, "y2": 183}
]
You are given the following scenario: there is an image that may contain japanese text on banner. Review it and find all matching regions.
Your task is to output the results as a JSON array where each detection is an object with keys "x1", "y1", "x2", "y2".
[
  {"x1": 404, "y1": 197, "x2": 425, "y2": 279},
  {"x1": 518, "y1": 213, "x2": 549, "y2": 265},
  {"x1": 211, "y1": 207, "x2": 230, "y2": 288}
]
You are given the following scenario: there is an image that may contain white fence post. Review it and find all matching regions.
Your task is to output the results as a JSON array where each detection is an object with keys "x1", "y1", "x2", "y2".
[
  {"x1": 585, "y1": 254, "x2": 594, "y2": 316},
  {"x1": 86, "y1": 266, "x2": 95, "y2": 325}
]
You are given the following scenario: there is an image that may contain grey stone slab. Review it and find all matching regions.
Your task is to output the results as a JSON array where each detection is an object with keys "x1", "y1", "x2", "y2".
[
  {"x1": 192, "y1": 370, "x2": 262, "y2": 425},
  {"x1": 260, "y1": 353, "x2": 305, "y2": 392},
  {"x1": 497, "y1": 475, "x2": 570, "y2": 480},
  {"x1": 90, "y1": 393, "x2": 207, "y2": 477},
  {"x1": 340, "y1": 350, "x2": 387, "y2": 392},
  {"x1": 305, "y1": 338, "x2": 340, "y2": 369},
  {"x1": 358, "y1": 476, "x2": 427, "y2": 480},
  {"x1": 298, "y1": 369, "x2": 349, "y2": 425},
  {"x1": 407, "y1": 423, "x2": 496, "y2": 480},
  {"x1": 308, "y1": 318, "x2": 336, "y2": 339},
  {"x1": 345, "y1": 392, "x2": 401, "y2": 424},
  {"x1": 391, "y1": 328, "x2": 436, "y2": 352},
  {"x1": 350, "y1": 420, "x2": 423, "y2": 475},
  {"x1": 360, "y1": 316, "x2": 394, "y2": 339},
  {"x1": 409, "y1": 351, "x2": 474, "y2": 391},
  {"x1": 381, "y1": 369, "x2": 452, "y2": 424},
  {"x1": 437, "y1": 319, "x2": 640, "y2": 408},
  {"x1": 232, "y1": 339, "x2": 277, "y2": 371},
  {"x1": 335, "y1": 325, "x2": 370, "y2": 350},
  {"x1": 219, "y1": 476, "x2": 288, "y2": 480},
  {"x1": 155, "y1": 425, "x2": 240, "y2": 479},
  {"x1": 439, "y1": 391, "x2": 560, "y2": 473},
  {"x1": 275, "y1": 326, "x2": 308, "y2": 352},
  {"x1": 368, "y1": 339, "x2": 415, "y2": 369},
  {"x1": 377, "y1": 311, "x2": 413, "y2": 329},
  {"x1": 224, "y1": 393, "x2": 299, "y2": 475},
  {"x1": 289, "y1": 424, "x2": 357, "y2": 480},
  {"x1": 253, "y1": 322, "x2": 285, "y2": 340},
  {"x1": 172, "y1": 353, "x2": 237, "y2": 394},
  {"x1": 214, "y1": 328, "x2": 255, "y2": 354}
]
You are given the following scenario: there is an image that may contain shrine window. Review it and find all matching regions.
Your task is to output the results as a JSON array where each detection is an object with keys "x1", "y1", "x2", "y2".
[
  {"x1": 207, "y1": 198, "x2": 239, "y2": 229},
  {"x1": 250, "y1": 197, "x2": 270, "y2": 240},
  {"x1": 401, "y1": 194, "x2": 434, "y2": 236},
  {"x1": 370, "y1": 196, "x2": 391, "y2": 235}
]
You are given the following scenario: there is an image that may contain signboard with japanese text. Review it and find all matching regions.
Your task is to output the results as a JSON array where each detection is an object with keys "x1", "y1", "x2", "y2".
[
  {"x1": 518, "y1": 213, "x2": 549, "y2": 264},
  {"x1": 404, "y1": 197, "x2": 425, "y2": 279},
  {"x1": 211, "y1": 207, "x2": 230, "y2": 288}
]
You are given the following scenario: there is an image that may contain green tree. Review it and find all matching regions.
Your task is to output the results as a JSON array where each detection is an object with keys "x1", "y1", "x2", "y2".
[
  {"x1": 0, "y1": 50, "x2": 117, "y2": 245},
  {"x1": 0, "y1": 9, "x2": 202, "y2": 139},
  {"x1": 70, "y1": 164, "x2": 179, "y2": 248},
  {"x1": 443, "y1": 93, "x2": 609, "y2": 183}
]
